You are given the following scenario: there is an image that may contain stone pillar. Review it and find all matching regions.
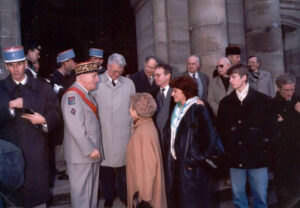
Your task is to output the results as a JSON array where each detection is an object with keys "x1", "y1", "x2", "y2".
[
  {"x1": 244, "y1": 0, "x2": 284, "y2": 82},
  {"x1": 0, "y1": 0, "x2": 21, "y2": 79},
  {"x1": 188, "y1": 0, "x2": 228, "y2": 76}
]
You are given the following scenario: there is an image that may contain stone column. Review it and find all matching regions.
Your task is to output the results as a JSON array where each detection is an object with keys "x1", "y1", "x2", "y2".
[
  {"x1": 0, "y1": 0, "x2": 21, "y2": 79},
  {"x1": 188, "y1": 0, "x2": 228, "y2": 76},
  {"x1": 244, "y1": 0, "x2": 284, "y2": 82}
]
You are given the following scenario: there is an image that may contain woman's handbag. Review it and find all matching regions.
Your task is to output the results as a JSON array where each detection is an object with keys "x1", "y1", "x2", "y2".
[{"x1": 133, "y1": 191, "x2": 153, "y2": 208}]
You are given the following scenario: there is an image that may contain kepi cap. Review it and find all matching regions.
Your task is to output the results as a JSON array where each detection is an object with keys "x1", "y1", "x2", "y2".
[
  {"x1": 3, "y1": 46, "x2": 26, "y2": 63},
  {"x1": 89, "y1": 48, "x2": 103, "y2": 58},
  {"x1": 75, "y1": 61, "x2": 99, "y2": 75},
  {"x1": 57, "y1": 49, "x2": 75, "y2": 63}
]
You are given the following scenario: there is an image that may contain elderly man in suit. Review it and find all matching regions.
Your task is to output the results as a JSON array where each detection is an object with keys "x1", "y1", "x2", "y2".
[
  {"x1": 181, "y1": 55, "x2": 209, "y2": 101},
  {"x1": 130, "y1": 55, "x2": 159, "y2": 98},
  {"x1": 247, "y1": 55, "x2": 275, "y2": 97},
  {"x1": 62, "y1": 61, "x2": 104, "y2": 208},
  {"x1": 92, "y1": 53, "x2": 135, "y2": 208},
  {"x1": 208, "y1": 57, "x2": 233, "y2": 117},
  {"x1": 154, "y1": 63, "x2": 175, "y2": 155}
]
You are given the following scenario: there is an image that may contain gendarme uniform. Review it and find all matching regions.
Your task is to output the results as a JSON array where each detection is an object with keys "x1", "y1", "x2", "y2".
[
  {"x1": 61, "y1": 61, "x2": 104, "y2": 208},
  {"x1": 0, "y1": 46, "x2": 60, "y2": 207}
]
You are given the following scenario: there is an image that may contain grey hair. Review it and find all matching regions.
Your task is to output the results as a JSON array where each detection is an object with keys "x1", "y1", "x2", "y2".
[
  {"x1": 130, "y1": 93, "x2": 157, "y2": 118},
  {"x1": 276, "y1": 73, "x2": 296, "y2": 88},
  {"x1": 219, "y1": 57, "x2": 231, "y2": 65},
  {"x1": 188, "y1": 54, "x2": 201, "y2": 64},
  {"x1": 108, "y1": 53, "x2": 126, "y2": 67}
]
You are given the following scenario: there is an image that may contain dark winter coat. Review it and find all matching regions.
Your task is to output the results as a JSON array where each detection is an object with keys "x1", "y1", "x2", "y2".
[
  {"x1": 130, "y1": 70, "x2": 159, "y2": 98},
  {"x1": 164, "y1": 104, "x2": 218, "y2": 208},
  {"x1": 0, "y1": 75, "x2": 60, "y2": 207},
  {"x1": 217, "y1": 87, "x2": 277, "y2": 169}
]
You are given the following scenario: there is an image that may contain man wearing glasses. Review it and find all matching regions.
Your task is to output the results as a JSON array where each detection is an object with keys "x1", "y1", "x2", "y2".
[
  {"x1": 130, "y1": 56, "x2": 160, "y2": 98},
  {"x1": 92, "y1": 53, "x2": 135, "y2": 208},
  {"x1": 208, "y1": 57, "x2": 233, "y2": 117}
]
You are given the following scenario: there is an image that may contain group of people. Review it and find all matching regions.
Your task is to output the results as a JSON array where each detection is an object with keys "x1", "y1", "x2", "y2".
[{"x1": 0, "y1": 44, "x2": 299, "y2": 208}]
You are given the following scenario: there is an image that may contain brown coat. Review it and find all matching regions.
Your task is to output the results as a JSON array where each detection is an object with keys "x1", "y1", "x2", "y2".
[{"x1": 126, "y1": 118, "x2": 167, "y2": 208}]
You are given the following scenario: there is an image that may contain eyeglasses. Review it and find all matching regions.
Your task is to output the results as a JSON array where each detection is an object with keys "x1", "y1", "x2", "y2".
[{"x1": 216, "y1": 64, "x2": 224, "y2": 68}]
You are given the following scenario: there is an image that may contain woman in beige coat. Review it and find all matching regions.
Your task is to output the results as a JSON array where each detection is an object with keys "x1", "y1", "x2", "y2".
[{"x1": 127, "y1": 93, "x2": 167, "y2": 208}]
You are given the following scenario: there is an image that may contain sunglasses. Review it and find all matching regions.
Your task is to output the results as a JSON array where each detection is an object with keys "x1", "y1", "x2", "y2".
[{"x1": 216, "y1": 64, "x2": 224, "y2": 68}]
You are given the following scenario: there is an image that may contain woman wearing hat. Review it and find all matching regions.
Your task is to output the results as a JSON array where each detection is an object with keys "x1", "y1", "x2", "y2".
[{"x1": 126, "y1": 93, "x2": 167, "y2": 208}]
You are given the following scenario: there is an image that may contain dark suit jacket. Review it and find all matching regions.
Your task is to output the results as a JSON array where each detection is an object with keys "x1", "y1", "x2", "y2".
[
  {"x1": 154, "y1": 87, "x2": 175, "y2": 154},
  {"x1": 180, "y1": 71, "x2": 209, "y2": 101},
  {"x1": 217, "y1": 87, "x2": 277, "y2": 169},
  {"x1": 130, "y1": 70, "x2": 159, "y2": 98}
]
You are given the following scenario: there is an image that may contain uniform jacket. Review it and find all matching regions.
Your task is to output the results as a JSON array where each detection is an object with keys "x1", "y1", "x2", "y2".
[
  {"x1": 180, "y1": 71, "x2": 209, "y2": 101},
  {"x1": 0, "y1": 75, "x2": 60, "y2": 207},
  {"x1": 248, "y1": 69, "x2": 275, "y2": 97},
  {"x1": 126, "y1": 118, "x2": 167, "y2": 208},
  {"x1": 92, "y1": 73, "x2": 136, "y2": 167},
  {"x1": 62, "y1": 82, "x2": 103, "y2": 164},
  {"x1": 130, "y1": 69, "x2": 159, "y2": 98},
  {"x1": 217, "y1": 87, "x2": 277, "y2": 169},
  {"x1": 207, "y1": 76, "x2": 233, "y2": 116},
  {"x1": 164, "y1": 104, "x2": 217, "y2": 208}
]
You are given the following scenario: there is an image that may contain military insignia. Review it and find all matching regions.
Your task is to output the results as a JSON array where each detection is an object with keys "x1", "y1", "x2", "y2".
[
  {"x1": 71, "y1": 108, "x2": 76, "y2": 115},
  {"x1": 68, "y1": 96, "x2": 75, "y2": 105}
]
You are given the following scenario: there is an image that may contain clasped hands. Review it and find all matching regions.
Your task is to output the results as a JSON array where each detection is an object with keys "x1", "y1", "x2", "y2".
[{"x1": 9, "y1": 98, "x2": 46, "y2": 125}]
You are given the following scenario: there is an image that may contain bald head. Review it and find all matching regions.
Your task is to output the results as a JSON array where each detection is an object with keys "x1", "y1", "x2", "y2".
[{"x1": 217, "y1": 57, "x2": 231, "y2": 76}]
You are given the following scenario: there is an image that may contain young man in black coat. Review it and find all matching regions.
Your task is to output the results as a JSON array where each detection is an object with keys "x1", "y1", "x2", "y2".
[
  {"x1": 217, "y1": 64, "x2": 277, "y2": 208},
  {"x1": 272, "y1": 73, "x2": 300, "y2": 207},
  {"x1": 0, "y1": 46, "x2": 60, "y2": 207}
]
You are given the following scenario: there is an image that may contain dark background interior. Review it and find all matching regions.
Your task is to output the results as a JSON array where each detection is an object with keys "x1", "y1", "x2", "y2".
[{"x1": 20, "y1": 0, "x2": 138, "y2": 77}]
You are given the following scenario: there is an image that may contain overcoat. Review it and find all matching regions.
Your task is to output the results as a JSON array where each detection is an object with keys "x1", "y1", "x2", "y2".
[
  {"x1": 217, "y1": 87, "x2": 277, "y2": 169},
  {"x1": 92, "y1": 73, "x2": 135, "y2": 167},
  {"x1": 126, "y1": 118, "x2": 167, "y2": 208},
  {"x1": 207, "y1": 76, "x2": 233, "y2": 116},
  {"x1": 164, "y1": 104, "x2": 218, "y2": 208},
  {"x1": 0, "y1": 75, "x2": 60, "y2": 207},
  {"x1": 248, "y1": 69, "x2": 275, "y2": 97}
]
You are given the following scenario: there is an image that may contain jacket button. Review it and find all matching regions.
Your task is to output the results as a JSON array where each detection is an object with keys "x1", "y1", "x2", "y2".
[
  {"x1": 238, "y1": 163, "x2": 243, "y2": 168},
  {"x1": 238, "y1": 120, "x2": 242, "y2": 124},
  {"x1": 238, "y1": 141, "x2": 242, "y2": 146}
]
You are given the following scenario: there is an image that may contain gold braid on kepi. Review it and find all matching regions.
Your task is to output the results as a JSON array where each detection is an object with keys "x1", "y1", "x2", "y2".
[{"x1": 75, "y1": 61, "x2": 99, "y2": 75}]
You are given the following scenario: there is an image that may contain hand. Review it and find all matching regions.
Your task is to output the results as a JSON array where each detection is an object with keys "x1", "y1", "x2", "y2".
[
  {"x1": 21, "y1": 112, "x2": 46, "y2": 125},
  {"x1": 196, "y1": 98, "x2": 204, "y2": 105},
  {"x1": 90, "y1": 149, "x2": 101, "y2": 159},
  {"x1": 9, "y1": 98, "x2": 23, "y2": 109},
  {"x1": 295, "y1": 102, "x2": 300, "y2": 113},
  {"x1": 277, "y1": 114, "x2": 283, "y2": 122}
]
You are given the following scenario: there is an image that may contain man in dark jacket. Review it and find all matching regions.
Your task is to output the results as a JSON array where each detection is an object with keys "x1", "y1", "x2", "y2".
[
  {"x1": 217, "y1": 64, "x2": 277, "y2": 208},
  {"x1": 272, "y1": 73, "x2": 300, "y2": 207},
  {"x1": 130, "y1": 56, "x2": 160, "y2": 98},
  {"x1": 0, "y1": 46, "x2": 60, "y2": 208}
]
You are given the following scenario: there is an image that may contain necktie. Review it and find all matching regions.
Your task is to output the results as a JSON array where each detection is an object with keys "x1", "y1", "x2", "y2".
[
  {"x1": 112, "y1": 80, "x2": 116, "y2": 87},
  {"x1": 192, "y1": 73, "x2": 196, "y2": 80},
  {"x1": 160, "y1": 88, "x2": 165, "y2": 105},
  {"x1": 149, "y1": 76, "x2": 153, "y2": 85}
]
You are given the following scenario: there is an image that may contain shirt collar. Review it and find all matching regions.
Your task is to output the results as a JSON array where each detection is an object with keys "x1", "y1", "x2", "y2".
[
  {"x1": 188, "y1": 72, "x2": 198, "y2": 78},
  {"x1": 161, "y1": 85, "x2": 169, "y2": 97},
  {"x1": 106, "y1": 72, "x2": 119, "y2": 83},
  {"x1": 13, "y1": 74, "x2": 28, "y2": 85},
  {"x1": 236, "y1": 83, "x2": 249, "y2": 102}
]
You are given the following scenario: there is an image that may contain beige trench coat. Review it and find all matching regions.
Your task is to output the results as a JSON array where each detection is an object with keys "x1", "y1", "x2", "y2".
[{"x1": 126, "y1": 118, "x2": 167, "y2": 208}]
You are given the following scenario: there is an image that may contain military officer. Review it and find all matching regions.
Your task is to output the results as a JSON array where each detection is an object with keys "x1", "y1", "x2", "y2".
[
  {"x1": 89, "y1": 48, "x2": 106, "y2": 74},
  {"x1": 62, "y1": 61, "x2": 104, "y2": 208},
  {"x1": 0, "y1": 46, "x2": 60, "y2": 208}
]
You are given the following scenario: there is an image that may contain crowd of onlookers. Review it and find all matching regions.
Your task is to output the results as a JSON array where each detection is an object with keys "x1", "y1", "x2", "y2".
[{"x1": 0, "y1": 44, "x2": 299, "y2": 208}]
